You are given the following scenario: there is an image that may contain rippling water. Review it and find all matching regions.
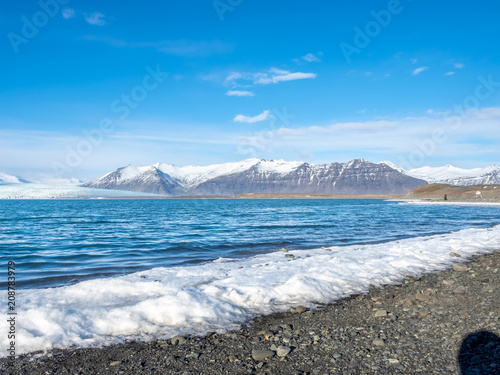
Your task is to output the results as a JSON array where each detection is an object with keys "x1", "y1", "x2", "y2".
[{"x1": 1, "y1": 199, "x2": 499, "y2": 289}]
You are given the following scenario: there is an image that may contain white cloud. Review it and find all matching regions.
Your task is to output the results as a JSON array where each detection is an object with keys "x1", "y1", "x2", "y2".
[
  {"x1": 445, "y1": 71, "x2": 456, "y2": 76},
  {"x1": 303, "y1": 53, "x2": 322, "y2": 62},
  {"x1": 294, "y1": 52, "x2": 323, "y2": 64},
  {"x1": 0, "y1": 172, "x2": 21, "y2": 184},
  {"x1": 269, "y1": 68, "x2": 289, "y2": 75},
  {"x1": 225, "y1": 72, "x2": 242, "y2": 83},
  {"x1": 226, "y1": 68, "x2": 317, "y2": 86},
  {"x1": 234, "y1": 110, "x2": 272, "y2": 123},
  {"x1": 62, "y1": 8, "x2": 75, "y2": 19},
  {"x1": 225, "y1": 90, "x2": 255, "y2": 97},
  {"x1": 454, "y1": 63, "x2": 465, "y2": 69},
  {"x1": 412, "y1": 66, "x2": 429, "y2": 75},
  {"x1": 411, "y1": 58, "x2": 418, "y2": 64},
  {"x1": 473, "y1": 107, "x2": 500, "y2": 120},
  {"x1": 84, "y1": 12, "x2": 107, "y2": 26},
  {"x1": 264, "y1": 72, "x2": 317, "y2": 84}
]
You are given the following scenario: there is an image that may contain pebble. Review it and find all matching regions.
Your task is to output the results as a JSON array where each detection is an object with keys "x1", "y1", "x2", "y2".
[
  {"x1": 372, "y1": 339, "x2": 385, "y2": 347},
  {"x1": 418, "y1": 311, "x2": 429, "y2": 318},
  {"x1": 415, "y1": 293, "x2": 430, "y2": 302},
  {"x1": 374, "y1": 309, "x2": 387, "y2": 317},
  {"x1": 453, "y1": 263, "x2": 468, "y2": 272},
  {"x1": 252, "y1": 349, "x2": 275, "y2": 361},
  {"x1": 171, "y1": 336, "x2": 187, "y2": 345},
  {"x1": 453, "y1": 286, "x2": 466, "y2": 294},
  {"x1": 110, "y1": 361, "x2": 121, "y2": 366},
  {"x1": 279, "y1": 248, "x2": 288, "y2": 253},
  {"x1": 277, "y1": 346, "x2": 291, "y2": 357},
  {"x1": 450, "y1": 252, "x2": 462, "y2": 257},
  {"x1": 296, "y1": 305, "x2": 306, "y2": 314}
]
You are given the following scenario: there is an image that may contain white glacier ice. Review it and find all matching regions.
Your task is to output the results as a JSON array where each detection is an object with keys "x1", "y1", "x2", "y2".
[{"x1": 0, "y1": 183, "x2": 161, "y2": 199}]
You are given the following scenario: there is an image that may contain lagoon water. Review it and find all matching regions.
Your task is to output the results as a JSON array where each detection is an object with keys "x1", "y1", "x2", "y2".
[{"x1": 1, "y1": 199, "x2": 499, "y2": 289}]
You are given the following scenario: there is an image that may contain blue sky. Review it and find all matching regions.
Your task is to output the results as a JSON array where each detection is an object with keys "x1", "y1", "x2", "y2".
[{"x1": 1, "y1": 0, "x2": 500, "y2": 180}]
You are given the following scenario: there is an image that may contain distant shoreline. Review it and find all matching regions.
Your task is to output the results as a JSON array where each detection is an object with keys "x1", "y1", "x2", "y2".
[
  {"x1": 2, "y1": 182, "x2": 500, "y2": 202},
  {"x1": 107, "y1": 193, "x2": 406, "y2": 200},
  {"x1": 0, "y1": 193, "x2": 406, "y2": 200}
]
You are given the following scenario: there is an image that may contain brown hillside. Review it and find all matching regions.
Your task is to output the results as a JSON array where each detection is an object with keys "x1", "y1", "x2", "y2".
[{"x1": 407, "y1": 183, "x2": 500, "y2": 202}]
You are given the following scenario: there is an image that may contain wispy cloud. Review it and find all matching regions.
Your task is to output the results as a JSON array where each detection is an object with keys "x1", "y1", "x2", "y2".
[
  {"x1": 226, "y1": 90, "x2": 255, "y2": 97},
  {"x1": 234, "y1": 110, "x2": 272, "y2": 123},
  {"x1": 445, "y1": 71, "x2": 456, "y2": 76},
  {"x1": 454, "y1": 62, "x2": 465, "y2": 69},
  {"x1": 62, "y1": 8, "x2": 75, "y2": 19},
  {"x1": 83, "y1": 35, "x2": 233, "y2": 57},
  {"x1": 294, "y1": 52, "x2": 323, "y2": 64},
  {"x1": 412, "y1": 66, "x2": 429, "y2": 76},
  {"x1": 266, "y1": 72, "x2": 317, "y2": 84},
  {"x1": 239, "y1": 107, "x2": 500, "y2": 162},
  {"x1": 84, "y1": 12, "x2": 107, "y2": 26},
  {"x1": 226, "y1": 68, "x2": 317, "y2": 86}
]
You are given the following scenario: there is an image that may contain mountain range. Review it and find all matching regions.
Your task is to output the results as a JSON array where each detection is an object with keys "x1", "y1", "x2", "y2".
[
  {"x1": 2, "y1": 160, "x2": 499, "y2": 197},
  {"x1": 81, "y1": 159, "x2": 426, "y2": 196}
]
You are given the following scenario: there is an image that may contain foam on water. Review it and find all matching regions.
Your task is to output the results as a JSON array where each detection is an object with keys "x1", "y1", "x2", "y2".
[{"x1": 3, "y1": 225, "x2": 500, "y2": 357}]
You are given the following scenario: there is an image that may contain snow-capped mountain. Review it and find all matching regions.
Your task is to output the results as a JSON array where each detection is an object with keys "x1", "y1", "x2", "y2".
[
  {"x1": 83, "y1": 159, "x2": 427, "y2": 196},
  {"x1": 379, "y1": 163, "x2": 500, "y2": 186}
]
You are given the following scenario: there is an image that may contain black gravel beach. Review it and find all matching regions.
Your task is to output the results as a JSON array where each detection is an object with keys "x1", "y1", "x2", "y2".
[{"x1": 2, "y1": 250, "x2": 499, "y2": 375}]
